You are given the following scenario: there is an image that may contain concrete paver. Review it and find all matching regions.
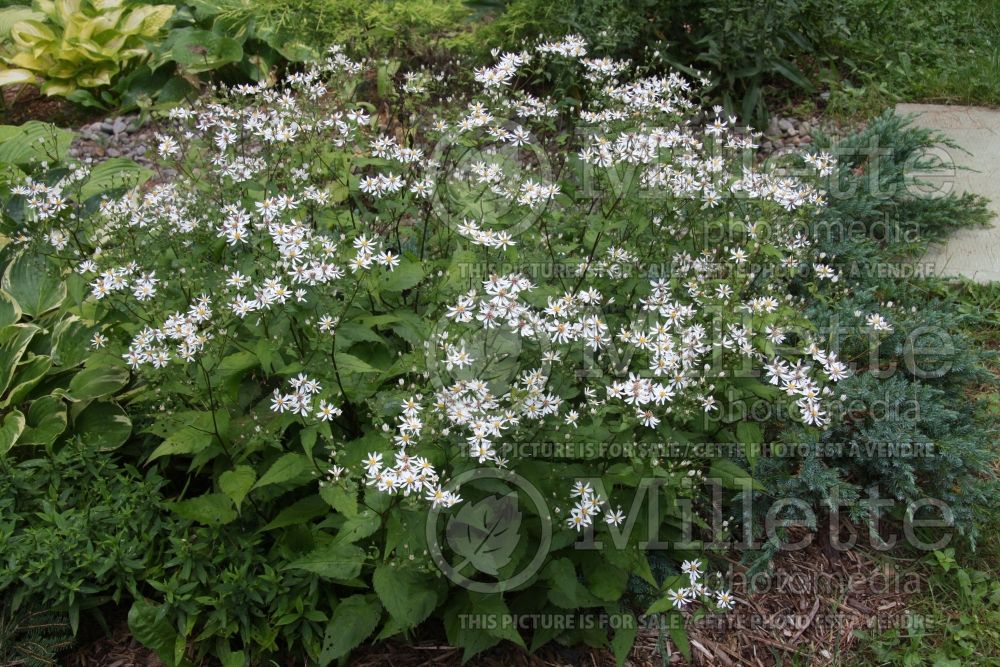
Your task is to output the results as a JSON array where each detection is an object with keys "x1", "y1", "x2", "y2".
[{"x1": 896, "y1": 103, "x2": 1000, "y2": 283}]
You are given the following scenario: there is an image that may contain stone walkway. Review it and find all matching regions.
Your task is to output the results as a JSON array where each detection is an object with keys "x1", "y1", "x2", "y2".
[{"x1": 897, "y1": 104, "x2": 1000, "y2": 283}]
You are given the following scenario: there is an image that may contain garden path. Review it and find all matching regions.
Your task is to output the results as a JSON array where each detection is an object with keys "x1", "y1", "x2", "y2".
[{"x1": 897, "y1": 103, "x2": 1000, "y2": 282}]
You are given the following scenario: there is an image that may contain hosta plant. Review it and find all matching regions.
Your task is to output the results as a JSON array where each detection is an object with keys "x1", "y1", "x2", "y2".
[
  {"x1": 0, "y1": 251, "x2": 132, "y2": 453},
  {"x1": 0, "y1": 0, "x2": 174, "y2": 105},
  {"x1": 8, "y1": 39, "x2": 849, "y2": 664}
]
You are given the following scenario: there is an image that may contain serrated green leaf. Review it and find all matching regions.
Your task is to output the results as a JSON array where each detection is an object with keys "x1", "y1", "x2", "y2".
[
  {"x1": 286, "y1": 542, "x2": 365, "y2": 579},
  {"x1": 373, "y1": 563, "x2": 438, "y2": 628},
  {"x1": 253, "y1": 452, "x2": 313, "y2": 489},
  {"x1": 170, "y1": 492, "x2": 237, "y2": 525},
  {"x1": 219, "y1": 465, "x2": 256, "y2": 510},
  {"x1": 379, "y1": 259, "x2": 423, "y2": 292},
  {"x1": 319, "y1": 595, "x2": 381, "y2": 665},
  {"x1": 320, "y1": 483, "x2": 358, "y2": 517}
]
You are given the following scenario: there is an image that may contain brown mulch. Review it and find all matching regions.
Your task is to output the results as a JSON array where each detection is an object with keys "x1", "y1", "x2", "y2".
[
  {"x1": 635, "y1": 529, "x2": 917, "y2": 666},
  {"x1": 1, "y1": 84, "x2": 100, "y2": 127},
  {"x1": 64, "y1": 622, "x2": 166, "y2": 667}
]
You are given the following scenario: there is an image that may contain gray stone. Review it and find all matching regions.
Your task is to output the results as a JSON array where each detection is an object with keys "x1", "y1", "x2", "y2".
[
  {"x1": 766, "y1": 117, "x2": 782, "y2": 137},
  {"x1": 898, "y1": 104, "x2": 1000, "y2": 282},
  {"x1": 778, "y1": 118, "x2": 794, "y2": 133}
]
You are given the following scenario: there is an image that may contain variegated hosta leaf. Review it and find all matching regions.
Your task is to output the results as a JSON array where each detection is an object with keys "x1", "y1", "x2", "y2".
[
  {"x1": 0, "y1": 0, "x2": 175, "y2": 97},
  {"x1": 0, "y1": 67, "x2": 36, "y2": 87}
]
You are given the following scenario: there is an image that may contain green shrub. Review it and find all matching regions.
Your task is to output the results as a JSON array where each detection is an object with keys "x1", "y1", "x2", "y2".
[
  {"x1": 474, "y1": 0, "x2": 849, "y2": 124},
  {"x1": 0, "y1": 439, "x2": 169, "y2": 633},
  {"x1": 5, "y1": 40, "x2": 855, "y2": 664},
  {"x1": 756, "y1": 113, "x2": 999, "y2": 546}
]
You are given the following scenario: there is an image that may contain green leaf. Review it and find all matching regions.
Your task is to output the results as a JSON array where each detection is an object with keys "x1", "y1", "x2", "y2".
[
  {"x1": 771, "y1": 56, "x2": 814, "y2": 91},
  {"x1": 379, "y1": 259, "x2": 423, "y2": 292},
  {"x1": 253, "y1": 452, "x2": 313, "y2": 489},
  {"x1": 0, "y1": 324, "x2": 40, "y2": 398},
  {"x1": 334, "y1": 352, "x2": 381, "y2": 375},
  {"x1": 0, "y1": 121, "x2": 74, "y2": 165},
  {"x1": 586, "y1": 561, "x2": 629, "y2": 601},
  {"x1": 162, "y1": 28, "x2": 243, "y2": 73},
  {"x1": 148, "y1": 423, "x2": 215, "y2": 461},
  {"x1": 20, "y1": 395, "x2": 66, "y2": 446},
  {"x1": 50, "y1": 316, "x2": 91, "y2": 367},
  {"x1": 445, "y1": 492, "x2": 521, "y2": 576},
  {"x1": 66, "y1": 360, "x2": 130, "y2": 401},
  {"x1": 2, "y1": 354, "x2": 50, "y2": 407},
  {"x1": 219, "y1": 465, "x2": 256, "y2": 510},
  {"x1": 79, "y1": 157, "x2": 153, "y2": 200},
  {"x1": 0, "y1": 408, "x2": 25, "y2": 452},
  {"x1": 668, "y1": 611, "x2": 692, "y2": 662},
  {"x1": 443, "y1": 591, "x2": 523, "y2": 661},
  {"x1": 320, "y1": 483, "x2": 359, "y2": 517},
  {"x1": 545, "y1": 558, "x2": 596, "y2": 609},
  {"x1": 261, "y1": 495, "x2": 327, "y2": 531},
  {"x1": 736, "y1": 421, "x2": 763, "y2": 470},
  {"x1": 334, "y1": 510, "x2": 380, "y2": 544},
  {"x1": 708, "y1": 458, "x2": 763, "y2": 491},
  {"x1": 0, "y1": 290, "x2": 22, "y2": 328},
  {"x1": 74, "y1": 400, "x2": 132, "y2": 450},
  {"x1": 610, "y1": 614, "x2": 638, "y2": 667},
  {"x1": 2, "y1": 254, "x2": 66, "y2": 317},
  {"x1": 373, "y1": 563, "x2": 438, "y2": 628},
  {"x1": 127, "y1": 598, "x2": 185, "y2": 667},
  {"x1": 170, "y1": 492, "x2": 237, "y2": 526},
  {"x1": 285, "y1": 542, "x2": 365, "y2": 580},
  {"x1": 319, "y1": 595, "x2": 382, "y2": 665}
]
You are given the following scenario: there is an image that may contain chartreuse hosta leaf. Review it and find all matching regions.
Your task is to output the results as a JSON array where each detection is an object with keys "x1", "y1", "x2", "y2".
[{"x1": 0, "y1": 0, "x2": 174, "y2": 98}]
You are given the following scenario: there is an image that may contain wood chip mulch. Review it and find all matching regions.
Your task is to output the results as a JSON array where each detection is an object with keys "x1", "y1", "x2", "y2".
[
  {"x1": 64, "y1": 622, "x2": 166, "y2": 667},
  {"x1": 632, "y1": 528, "x2": 917, "y2": 666}
]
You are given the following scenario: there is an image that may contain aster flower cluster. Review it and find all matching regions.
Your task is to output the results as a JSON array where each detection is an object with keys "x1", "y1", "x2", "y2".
[
  {"x1": 270, "y1": 374, "x2": 342, "y2": 421},
  {"x1": 665, "y1": 560, "x2": 735, "y2": 612},
  {"x1": 360, "y1": 397, "x2": 460, "y2": 508},
  {"x1": 9, "y1": 35, "x2": 850, "y2": 542},
  {"x1": 566, "y1": 482, "x2": 626, "y2": 531}
]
